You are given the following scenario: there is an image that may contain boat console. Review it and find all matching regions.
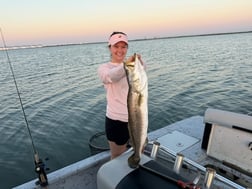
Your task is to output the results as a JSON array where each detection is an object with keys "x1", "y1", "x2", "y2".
[{"x1": 202, "y1": 108, "x2": 252, "y2": 175}]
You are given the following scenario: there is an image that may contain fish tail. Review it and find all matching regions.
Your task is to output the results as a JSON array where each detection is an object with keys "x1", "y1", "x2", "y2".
[{"x1": 128, "y1": 153, "x2": 140, "y2": 169}]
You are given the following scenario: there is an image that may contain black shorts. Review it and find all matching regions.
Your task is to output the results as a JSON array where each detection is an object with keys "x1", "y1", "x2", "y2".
[{"x1": 105, "y1": 116, "x2": 129, "y2": 145}]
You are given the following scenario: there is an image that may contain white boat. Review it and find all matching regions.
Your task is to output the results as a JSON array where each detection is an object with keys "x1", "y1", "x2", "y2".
[{"x1": 13, "y1": 108, "x2": 252, "y2": 189}]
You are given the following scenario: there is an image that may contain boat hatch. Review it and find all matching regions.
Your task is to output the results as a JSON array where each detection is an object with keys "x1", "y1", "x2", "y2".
[
  {"x1": 157, "y1": 130, "x2": 199, "y2": 153},
  {"x1": 202, "y1": 108, "x2": 252, "y2": 175}
]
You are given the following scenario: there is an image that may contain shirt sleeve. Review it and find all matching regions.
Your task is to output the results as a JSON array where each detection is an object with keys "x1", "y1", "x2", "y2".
[{"x1": 98, "y1": 63, "x2": 126, "y2": 84}]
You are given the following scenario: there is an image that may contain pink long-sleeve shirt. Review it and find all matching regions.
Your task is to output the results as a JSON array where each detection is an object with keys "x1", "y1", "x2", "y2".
[{"x1": 98, "y1": 62, "x2": 128, "y2": 122}]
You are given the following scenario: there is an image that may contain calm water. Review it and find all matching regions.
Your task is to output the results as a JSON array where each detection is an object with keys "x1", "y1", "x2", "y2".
[{"x1": 0, "y1": 32, "x2": 252, "y2": 188}]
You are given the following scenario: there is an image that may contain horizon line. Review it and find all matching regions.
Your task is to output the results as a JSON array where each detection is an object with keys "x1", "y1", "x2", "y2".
[{"x1": 1, "y1": 30, "x2": 251, "y2": 51}]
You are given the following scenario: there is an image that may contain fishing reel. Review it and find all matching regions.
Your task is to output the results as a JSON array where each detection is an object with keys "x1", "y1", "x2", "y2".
[{"x1": 34, "y1": 153, "x2": 48, "y2": 187}]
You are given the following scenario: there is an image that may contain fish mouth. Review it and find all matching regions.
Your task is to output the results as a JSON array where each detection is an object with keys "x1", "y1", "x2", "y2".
[
  {"x1": 124, "y1": 54, "x2": 137, "y2": 67},
  {"x1": 124, "y1": 61, "x2": 134, "y2": 67}
]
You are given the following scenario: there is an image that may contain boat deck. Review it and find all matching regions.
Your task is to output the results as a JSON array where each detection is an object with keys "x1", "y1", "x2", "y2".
[{"x1": 13, "y1": 116, "x2": 251, "y2": 189}]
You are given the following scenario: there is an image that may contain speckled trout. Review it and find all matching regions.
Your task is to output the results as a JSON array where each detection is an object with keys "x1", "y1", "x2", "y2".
[{"x1": 124, "y1": 54, "x2": 148, "y2": 168}]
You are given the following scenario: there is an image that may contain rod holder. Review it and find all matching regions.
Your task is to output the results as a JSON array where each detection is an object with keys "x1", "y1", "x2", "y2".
[
  {"x1": 204, "y1": 167, "x2": 216, "y2": 189},
  {"x1": 173, "y1": 153, "x2": 184, "y2": 174},
  {"x1": 150, "y1": 141, "x2": 160, "y2": 159}
]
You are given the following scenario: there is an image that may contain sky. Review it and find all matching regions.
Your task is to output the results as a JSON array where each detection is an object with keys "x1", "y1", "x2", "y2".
[{"x1": 1, "y1": 0, "x2": 252, "y2": 46}]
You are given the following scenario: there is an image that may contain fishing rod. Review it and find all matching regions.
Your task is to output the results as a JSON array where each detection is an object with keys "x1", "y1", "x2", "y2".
[{"x1": 0, "y1": 28, "x2": 48, "y2": 187}]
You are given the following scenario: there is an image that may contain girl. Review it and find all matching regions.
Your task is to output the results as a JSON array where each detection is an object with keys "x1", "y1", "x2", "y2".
[{"x1": 98, "y1": 31, "x2": 144, "y2": 159}]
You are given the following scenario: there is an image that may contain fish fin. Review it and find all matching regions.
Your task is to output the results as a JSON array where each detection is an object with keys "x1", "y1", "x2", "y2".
[
  {"x1": 141, "y1": 137, "x2": 148, "y2": 153},
  {"x1": 145, "y1": 137, "x2": 148, "y2": 146}
]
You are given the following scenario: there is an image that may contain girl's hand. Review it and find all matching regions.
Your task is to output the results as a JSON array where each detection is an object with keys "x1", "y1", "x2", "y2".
[
  {"x1": 136, "y1": 54, "x2": 144, "y2": 65},
  {"x1": 126, "y1": 54, "x2": 144, "y2": 65}
]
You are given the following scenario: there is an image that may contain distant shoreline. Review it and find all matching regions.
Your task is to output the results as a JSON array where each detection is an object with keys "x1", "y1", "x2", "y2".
[
  {"x1": 131, "y1": 30, "x2": 252, "y2": 42},
  {"x1": 1, "y1": 30, "x2": 251, "y2": 51}
]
